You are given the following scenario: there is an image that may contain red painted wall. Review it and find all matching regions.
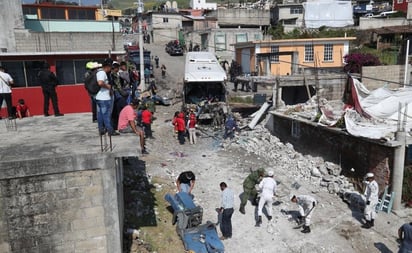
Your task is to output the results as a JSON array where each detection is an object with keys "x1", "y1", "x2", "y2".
[{"x1": 1, "y1": 84, "x2": 91, "y2": 117}]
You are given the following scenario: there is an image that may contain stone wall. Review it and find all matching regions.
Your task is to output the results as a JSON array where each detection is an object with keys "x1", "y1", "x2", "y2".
[
  {"x1": 216, "y1": 9, "x2": 270, "y2": 27},
  {"x1": 266, "y1": 112, "x2": 394, "y2": 193},
  {"x1": 0, "y1": 1, "x2": 24, "y2": 52},
  {"x1": 14, "y1": 30, "x2": 125, "y2": 53},
  {"x1": 0, "y1": 154, "x2": 123, "y2": 253}
]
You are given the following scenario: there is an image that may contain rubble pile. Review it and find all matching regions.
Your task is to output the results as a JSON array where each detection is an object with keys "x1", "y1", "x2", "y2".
[{"x1": 228, "y1": 124, "x2": 356, "y2": 195}]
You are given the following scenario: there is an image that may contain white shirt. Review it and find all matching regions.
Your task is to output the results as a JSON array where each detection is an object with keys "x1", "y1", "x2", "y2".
[
  {"x1": 0, "y1": 71, "x2": 13, "y2": 93},
  {"x1": 259, "y1": 177, "x2": 277, "y2": 197},
  {"x1": 221, "y1": 187, "x2": 234, "y2": 209},
  {"x1": 95, "y1": 69, "x2": 111, "y2": 101},
  {"x1": 364, "y1": 180, "x2": 379, "y2": 202}
]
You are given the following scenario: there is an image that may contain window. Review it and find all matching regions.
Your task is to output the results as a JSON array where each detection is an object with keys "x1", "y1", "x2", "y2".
[
  {"x1": 0, "y1": 61, "x2": 25, "y2": 87},
  {"x1": 283, "y1": 19, "x2": 296, "y2": 25},
  {"x1": 69, "y1": 9, "x2": 95, "y2": 20},
  {"x1": 215, "y1": 34, "x2": 226, "y2": 51},
  {"x1": 56, "y1": 61, "x2": 75, "y2": 85},
  {"x1": 324, "y1": 44, "x2": 333, "y2": 61},
  {"x1": 304, "y1": 44, "x2": 314, "y2": 62},
  {"x1": 254, "y1": 34, "x2": 262, "y2": 40},
  {"x1": 163, "y1": 17, "x2": 169, "y2": 23},
  {"x1": 290, "y1": 7, "x2": 303, "y2": 14},
  {"x1": 41, "y1": 8, "x2": 65, "y2": 19},
  {"x1": 236, "y1": 33, "x2": 248, "y2": 43},
  {"x1": 23, "y1": 7, "x2": 38, "y2": 15},
  {"x1": 25, "y1": 61, "x2": 45, "y2": 87},
  {"x1": 270, "y1": 45, "x2": 279, "y2": 63}
]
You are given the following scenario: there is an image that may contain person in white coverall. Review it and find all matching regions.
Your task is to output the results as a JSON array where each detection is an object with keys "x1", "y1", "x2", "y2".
[
  {"x1": 362, "y1": 172, "x2": 379, "y2": 229},
  {"x1": 256, "y1": 170, "x2": 277, "y2": 227},
  {"x1": 291, "y1": 194, "x2": 317, "y2": 233}
]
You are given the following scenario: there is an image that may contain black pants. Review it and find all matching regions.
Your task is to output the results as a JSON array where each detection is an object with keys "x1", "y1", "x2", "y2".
[
  {"x1": 220, "y1": 208, "x2": 234, "y2": 238},
  {"x1": 178, "y1": 130, "x2": 185, "y2": 144},
  {"x1": 142, "y1": 122, "x2": 152, "y2": 138},
  {"x1": 42, "y1": 87, "x2": 60, "y2": 115},
  {"x1": 0, "y1": 93, "x2": 13, "y2": 118},
  {"x1": 90, "y1": 96, "x2": 97, "y2": 122}
]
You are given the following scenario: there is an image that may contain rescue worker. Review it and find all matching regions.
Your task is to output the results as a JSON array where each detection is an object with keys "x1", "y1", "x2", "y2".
[
  {"x1": 398, "y1": 222, "x2": 412, "y2": 253},
  {"x1": 239, "y1": 168, "x2": 265, "y2": 214},
  {"x1": 291, "y1": 195, "x2": 317, "y2": 233},
  {"x1": 176, "y1": 171, "x2": 196, "y2": 194},
  {"x1": 362, "y1": 172, "x2": 379, "y2": 229},
  {"x1": 256, "y1": 170, "x2": 277, "y2": 227}
]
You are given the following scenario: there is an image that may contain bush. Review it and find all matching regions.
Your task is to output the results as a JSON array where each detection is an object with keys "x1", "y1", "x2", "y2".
[{"x1": 343, "y1": 53, "x2": 381, "y2": 74}]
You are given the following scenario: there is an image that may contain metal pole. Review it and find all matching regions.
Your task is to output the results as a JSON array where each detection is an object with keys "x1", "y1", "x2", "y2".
[
  {"x1": 137, "y1": 0, "x2": 145, "y2": 91},
  {"x1": 404, "y1": 39, "x2": 409, "y2": 87}
]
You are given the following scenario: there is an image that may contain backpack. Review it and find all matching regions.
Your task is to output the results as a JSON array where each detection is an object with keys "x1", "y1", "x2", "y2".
[{"x1": 84, "y1": 69, "x2": 100, "y2": 95}]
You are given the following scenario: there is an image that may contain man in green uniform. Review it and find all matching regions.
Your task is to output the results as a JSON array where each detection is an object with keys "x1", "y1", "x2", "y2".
[{"x1": 239, "y1": 168, "x2": 266, "y2": 214}]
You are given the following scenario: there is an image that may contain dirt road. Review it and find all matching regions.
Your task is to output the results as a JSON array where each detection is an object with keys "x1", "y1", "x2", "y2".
[{"x1": 129, "y1": 43, "x2": 410, "y2": 253}]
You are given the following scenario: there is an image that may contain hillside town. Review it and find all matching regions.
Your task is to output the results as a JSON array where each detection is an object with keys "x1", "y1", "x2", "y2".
[{"x1": 0, "y1": 0, "x2": 412, "y2": 253}]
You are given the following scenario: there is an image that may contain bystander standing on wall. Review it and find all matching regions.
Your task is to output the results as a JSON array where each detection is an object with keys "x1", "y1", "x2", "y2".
[
  {"x1": 38, "y1": 63, "x2": 63, "y2": 117},
  {"x1": 0, "y1": 65, "x2": 14, "y2": 119}
]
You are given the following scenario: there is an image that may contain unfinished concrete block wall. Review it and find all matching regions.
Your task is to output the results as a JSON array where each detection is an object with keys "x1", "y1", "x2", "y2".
[
  {"x1": 0, "y1": 154, "x2": 123, "y2": 253},
  {"x1": 362, "y1": 65, "x2": 406, "y2": 90},
  {"x1": 14, "y1": 30, "x2": 124, "y2": 53},
  {"x1": 266, "y1": 113, "x2": 394, "y2": 193}
]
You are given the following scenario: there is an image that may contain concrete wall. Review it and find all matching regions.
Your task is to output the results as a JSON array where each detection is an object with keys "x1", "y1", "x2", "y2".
[
  {"x1": 273, "y1": 74, "x2": 347, "y2": 106},
  {"x1": 362, "y1": 65, "x2": 408, "y2": 90},
  {"x1": 266, "y1": 113, "x2": 393, "y2": 193},
  {"x1": 217, "y1": 9, "x2": 270, "y2": 27},
  {"x1": 0, "y1": 1, "x2": 24, "y2": 52},
  {"x1": 0, "y1": 154, "x2": 123, "y2": 253},
  {"x1": 14, "y1": 30, "x2": 124, "y2": 52},
  {"x1": 358, "y1": 17, "x2": 408, "y2": 30}
]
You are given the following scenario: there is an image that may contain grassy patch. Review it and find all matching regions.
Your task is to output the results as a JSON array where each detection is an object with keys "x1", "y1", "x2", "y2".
[{"x1": 228, "y1": 96, "x2": 254, "y2": 104}]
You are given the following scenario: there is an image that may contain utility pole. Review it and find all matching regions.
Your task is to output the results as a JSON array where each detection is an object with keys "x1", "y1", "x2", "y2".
[{"x1": 137, "y1": 0, "x2": 145, "y2": 90}]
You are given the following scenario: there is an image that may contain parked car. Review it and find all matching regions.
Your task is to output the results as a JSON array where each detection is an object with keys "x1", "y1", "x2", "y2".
[{"x1": 165, "y1": 40, "x2": 184, "y2": 56}]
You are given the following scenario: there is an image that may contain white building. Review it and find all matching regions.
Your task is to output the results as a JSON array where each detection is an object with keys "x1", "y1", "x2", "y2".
[{"x1": 190, "y1": 0, "x2": 217, "y2": 10}]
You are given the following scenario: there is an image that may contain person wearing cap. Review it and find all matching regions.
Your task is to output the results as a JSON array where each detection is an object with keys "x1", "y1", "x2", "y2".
[
  {"x1": 117, "y1": 98, "x2": 148, "y2": 155},
  {"x1": 256, "y1": 170, "x2": 277, "y2": 227},
  {"x1": 239, "y1": 168, "x2": 266, "y2": 214},
  {"x1": 176, "y1": 171, "x2": 196, "y2": 194},
  {"x1": 0, "y1": 65, "x2": 14, "y2": 119},
  {"x1": 398, "y1": 221, "x2": 412, "y2": 253},
  {"x1": 291, "y1": 195, "x2": 317, "y2": 233},
  {"x1": 96, "y1": 60, "x2": 118, "y2": 136},
  {"x1": 38, "y1": 62, "x2": 63, "y2": 117},
  {"x1": 85, "y1": 61, "x2": 101, "y2": 122},
  {"x1": 362, "y1": 172, "x2": 379, "y2": 229}
]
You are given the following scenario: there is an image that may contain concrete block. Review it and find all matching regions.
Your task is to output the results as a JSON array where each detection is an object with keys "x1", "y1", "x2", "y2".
[
  {"x1": 71, "y1": 218, "x2": 97, "y2": 231},
  {"x1": 51, "y1": 243, "x2": 75, "y2": 253},
  {"x1": 74, "y1": 236, "x2": 106, "y2": 251},
  {"x1": 82, "y1": 206, "x2": 104, "y2": 218},
  {"x1": 65, "y1": 188, "x2": 85, "y2": 199},
  {"x1": 0, "y1": 242, "x2": 10, "y2": 253},
  {"x1": 42, "y1": 179, "x2": 66, "y2": 191},
  {"x1": 81, "y1": 226, "x2": 106, "y2": 238},
  {"x1": 83, "y1": 185, "x2": 103, "y2": 198},
  {"x1": 47, "y1": 221, "x2": 71, "y2": 234},
  {"x1": 65, "y1": 176, "x2": 91, "y2": 188}
]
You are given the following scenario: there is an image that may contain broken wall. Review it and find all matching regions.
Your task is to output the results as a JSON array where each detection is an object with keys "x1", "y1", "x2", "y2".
[
  {"x1": 266, "y1": 112, "x2": 394, "y2": 193},
  {"x1": 361, "y1": 65, "x2": 408, "y2": 90}
]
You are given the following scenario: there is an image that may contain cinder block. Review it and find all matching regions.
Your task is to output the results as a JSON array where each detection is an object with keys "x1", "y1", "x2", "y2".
[
  {"x1": 65, "y1": 177, "x2": 91, "y2": 188},
  {"x1": 83, "y1": 186, "x2": 103, "y2": 198},
  {"x1": 42, "y1": 179, "x2": 66, "y2": 191},
  {"x1": 71, "y1": 218, "x2": 97, "y2": 231},
  {"x1": 74, "y1": 236, "x2": 106, "y2": 250},
  {"x1": 82, "y1": 206, "x2": 104, "y2": 219}
]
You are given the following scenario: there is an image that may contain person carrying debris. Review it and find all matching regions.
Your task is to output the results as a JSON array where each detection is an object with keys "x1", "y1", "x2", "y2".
[
  {"x1": 291, "y1": 195, "x2": 317, "y2": 233},
  {"x1": 176, "y1": 171, "x2": 196, "y2": 194},
  {"x1": 256, "y1": 170, "x2": 277, "y2": 227},
  {"x1": 239, "y1": 168, "x2": 266, "y2": 214},
  {"x1": 398, "y1": 221, "x2": 412, "y2": 253},
  {"x1": 362, "y1": 172, "x2": 379, "y2": 229}
]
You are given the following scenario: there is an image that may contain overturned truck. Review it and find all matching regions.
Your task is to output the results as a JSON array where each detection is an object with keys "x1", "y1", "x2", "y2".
[{"x1": 183, "y1": 52, "x2": 228, "y2": 122}]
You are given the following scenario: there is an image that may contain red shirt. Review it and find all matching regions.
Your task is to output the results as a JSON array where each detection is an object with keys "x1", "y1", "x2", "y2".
[
  {"x1": 141, "y1": 109, "x2": 152, "y2": 124},
  {"x1": 188, "y1": 113, "x2": 196, "y2": 128},
  {"x1": 16, "y1": 104, "x2": 28, "y2": 117},
  {"x1": 176, "y1": 113, "x2": 186, "y2": 131}
]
